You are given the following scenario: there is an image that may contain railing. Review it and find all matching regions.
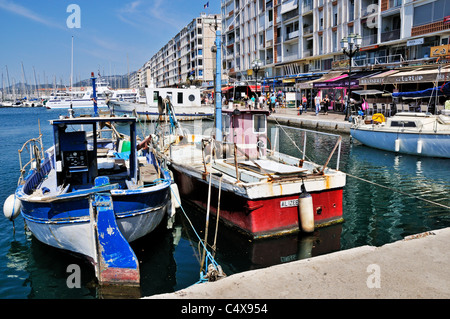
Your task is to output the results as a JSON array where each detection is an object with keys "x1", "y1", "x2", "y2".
[
  {"x1": 303, "y1": 25, "x2": 313, "y2": 34},
  {"x1": 302, "y1": 0, "x2": 312, "y2": 13},
  {"x1": 353, "y1": 54, "x2": 404, "y2": 67},
  {"x1": 381, "y1": 29, "x2": 400, "y2": 42},
  {"x1": 285, "y1": 30, "x2": 299, "y2": 41},
  {"x1": 274, "y1": 125, "x2": 343, "y2": 172},
  {"x1": 18, "y1": 132, "x2": 44, "y2": 185},
  {"x1": 361, "y1": 34, "x2": 378, "y2": 47}
]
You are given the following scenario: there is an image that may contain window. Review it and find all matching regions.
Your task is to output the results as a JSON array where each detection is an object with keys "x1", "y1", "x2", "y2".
[
  {"x1": 413, "y1": 0, "x2": 450, "y2": 27},
  {"x1": 153, "y1": 91, "x2": 159, "y2": 103},
  {"x1": 177, "y1": 92, "x2": 183, "y2": 104},
  {"x1": 222, "y1": 114, "x2": 231, "y2": 134},
  {"x1": 253, "y1": 114, "x2": 266, "y2": 133}
]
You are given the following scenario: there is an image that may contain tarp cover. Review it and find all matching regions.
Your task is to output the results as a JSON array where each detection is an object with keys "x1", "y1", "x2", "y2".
[{"x1": 392, "y1": 82, "x2": 450, "y2": 98}]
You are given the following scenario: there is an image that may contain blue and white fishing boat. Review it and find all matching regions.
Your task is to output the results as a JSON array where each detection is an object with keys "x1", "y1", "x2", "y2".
[{"x1": 3, "y1": 74, "x2": 175, "y2": 286}]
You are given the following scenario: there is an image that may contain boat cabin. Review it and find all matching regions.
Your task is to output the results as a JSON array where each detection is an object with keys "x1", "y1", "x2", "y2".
[
  {"x1": 144, "y1": 87, "x2": 201, "y2": 107},
  {"x1": 222, "y1": 108, "x2": 269, "y2": 159},
  {"x1": 51, "y1": 117, "x2": 137, "y2": 189}
]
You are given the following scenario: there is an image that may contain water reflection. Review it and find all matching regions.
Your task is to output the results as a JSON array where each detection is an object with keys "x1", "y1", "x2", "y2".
[
  {"x1": 343, "y1": 144, "x2": 450, "y2": 248},
  {"x1": 178, "y1": 206, "x2": 342, "y2": 276}
]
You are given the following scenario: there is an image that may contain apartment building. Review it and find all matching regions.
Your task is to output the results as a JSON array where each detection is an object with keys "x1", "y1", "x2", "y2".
[
  {"x1": 141, "y1": 13, "x2": 226, "y2": 89},
  {"x1": 221, "y1": 0, "x2": 450, "y2": 84}
]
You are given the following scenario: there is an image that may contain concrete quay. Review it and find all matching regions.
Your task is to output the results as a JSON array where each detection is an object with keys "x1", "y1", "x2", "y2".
[
  {"x1": 267, "y1": 108, "x2": 351, "y2": 133},
  {"x1": 147, "y1": 228, "x2": 450, "y2": 299}
]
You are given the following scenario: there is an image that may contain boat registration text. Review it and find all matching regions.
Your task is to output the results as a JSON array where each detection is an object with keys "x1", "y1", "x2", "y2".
[{"x1": 280, "y1": 199, "x2": 298, "y2": 208}]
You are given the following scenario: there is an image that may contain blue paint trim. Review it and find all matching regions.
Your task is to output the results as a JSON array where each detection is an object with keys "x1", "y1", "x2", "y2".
[{"x1": 94, "y1": 192, "x2": 138, "y2": 270}]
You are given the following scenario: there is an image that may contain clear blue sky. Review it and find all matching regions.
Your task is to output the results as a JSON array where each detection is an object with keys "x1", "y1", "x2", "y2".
[{"x1": 0, "y1": 0, "x2": 220, "y2": 86}]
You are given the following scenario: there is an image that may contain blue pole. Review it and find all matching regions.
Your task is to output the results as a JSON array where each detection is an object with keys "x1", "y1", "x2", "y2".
[
  {"x1": 91, "y1": 72, "x2": 98, "y2": 117},
  {"x1": 215, "y1": 30, "x2": 222, "y2": 142}
]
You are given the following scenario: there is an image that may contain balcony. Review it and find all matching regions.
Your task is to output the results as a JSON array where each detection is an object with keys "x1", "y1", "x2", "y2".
[
  {"x1": 381, "y1": 29, "x2": 400, "y2": 42},
  {"x1": 361, "y1": 34, "x2": 378, "y2": 47},
  {"x1": 302, "y1": 0, "x2": 312, "y2": 14},
  {"x1": 285, "y1": 30, "x2": 299, "y2": 41},
  {"x1": 352, "y1": 54, "x2": 404, "y2": 67},
  {"x1": 303, "y1": 25, "x2": 313, "y2": 35},
  {"x1": 302, "y1": 49, "x2": 313, "y2": 58}
]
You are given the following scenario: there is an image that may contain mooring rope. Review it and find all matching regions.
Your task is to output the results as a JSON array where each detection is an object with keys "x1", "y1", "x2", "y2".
[
  {"x1": 169, "y1": 186, "x2": 225, "y2": 284},
  {"x1": 345, "y1": 172, "x2": 450, "y2": 210},
  {"x1": 273, "y1": 119, "x2": 450, "y2": 210}
]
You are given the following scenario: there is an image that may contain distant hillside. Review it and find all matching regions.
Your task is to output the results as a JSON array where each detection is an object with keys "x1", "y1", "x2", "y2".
[{"x1": 2, "y1": 74, "x2": 130, "y2": 96}]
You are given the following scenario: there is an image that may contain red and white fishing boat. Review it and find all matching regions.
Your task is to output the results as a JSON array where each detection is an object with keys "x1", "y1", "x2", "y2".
[{"x1": 155, "y1": 106, "x2": 346, "y2": 239}]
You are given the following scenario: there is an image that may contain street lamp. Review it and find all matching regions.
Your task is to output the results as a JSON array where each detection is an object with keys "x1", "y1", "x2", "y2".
[
  {"x1": 251, "y1": 59, "x2": 263, "y2": 100},
  {"x1": 341, "y1": 33, "x2": 362, "y2": 121}
]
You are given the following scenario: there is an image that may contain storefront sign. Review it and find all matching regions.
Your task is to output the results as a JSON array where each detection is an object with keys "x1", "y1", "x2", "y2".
[
  {"x1": 313, "y1": 79, "x2": 359, "y2": 89},
  {"x1": 407, "y1": 38, "x2": 424, "y2": 46},
  {"x1": 331, "y1": 59, "x2": 349, "y2": 69},
  {"x1": 359, "y1": 77, "x2": 384, "y2": 85},
  {"x1": 430, "y1": 44, "x2": 450, "y2": 57}
]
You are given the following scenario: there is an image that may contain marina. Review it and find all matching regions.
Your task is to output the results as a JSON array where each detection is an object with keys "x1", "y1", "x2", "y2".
[
  {"x1": 1, "y1": 0, "x2": 450, "y2": 302},
  {"x1": 0, "y1": 106, "x2": 449, "y2": 298}
]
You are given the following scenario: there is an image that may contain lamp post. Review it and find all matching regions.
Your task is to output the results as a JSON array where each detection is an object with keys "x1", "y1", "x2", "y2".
[
  {"x1": 251, "y1": 59, "x2": 263, "y2": 103},
  {"x1": 341, "y1": 33, "x2": 362, "y2": 121}
]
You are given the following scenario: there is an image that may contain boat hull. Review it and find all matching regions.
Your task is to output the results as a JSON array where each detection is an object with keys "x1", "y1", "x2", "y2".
[
  {"x1": 171, "y1": 164, "x2": 344, "y2": 239},
  {"x1": 18, "y1": 185, "x2": 171, "y2": 261},
  {"x1": 351, "y1": 128, "x2": 450, "y2": 158},
  {"x1": 109, "y1": 100, "x2": 214, "y2": 121}
]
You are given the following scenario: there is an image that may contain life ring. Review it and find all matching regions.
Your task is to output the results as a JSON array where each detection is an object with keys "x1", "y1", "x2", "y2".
[{"x1": 372, "y1": 113, "x2": 385, "y2": 123}]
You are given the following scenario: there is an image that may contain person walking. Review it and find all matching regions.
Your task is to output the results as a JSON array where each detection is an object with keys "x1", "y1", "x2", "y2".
[
  {"x1": 301, "y1": 94, "x2": 307, "y2": 114},
  {"x1": 314, "y1": 93, "x2": 322, "y2": 116},
  {"x1": 270, "y1": 94, "x2": 276, "y2": 113},
  {"x1": 322, "y1": 94, "x2": 329, "y2": 114}
]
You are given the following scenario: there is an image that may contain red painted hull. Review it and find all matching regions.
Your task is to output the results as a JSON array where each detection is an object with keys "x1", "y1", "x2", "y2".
[{"x1": 172, "y1": 168, "x2": 344, "y2": 239}]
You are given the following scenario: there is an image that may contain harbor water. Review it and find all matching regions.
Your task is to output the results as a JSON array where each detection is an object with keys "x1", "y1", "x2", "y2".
[{"x1": 0, "y1": 107, "x2": 449, "y2": 299}]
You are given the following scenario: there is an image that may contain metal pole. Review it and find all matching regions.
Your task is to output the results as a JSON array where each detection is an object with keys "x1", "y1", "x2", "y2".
[
  {"x1": 215, "y1": 29, "x2": 222, "y2": 142},
  {"x1": 91, "y1": 72, "x2": 98, "y2": 117}
]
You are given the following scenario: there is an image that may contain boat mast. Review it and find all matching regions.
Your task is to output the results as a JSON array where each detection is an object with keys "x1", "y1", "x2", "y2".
[{"x1": 69, "y1": 36, "x2": 74, "y2": 117}]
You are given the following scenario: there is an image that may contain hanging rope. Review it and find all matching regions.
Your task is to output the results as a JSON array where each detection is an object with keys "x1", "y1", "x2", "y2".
[{"x1": 169, "y1": 186, "x2": 226, "y2": 284}]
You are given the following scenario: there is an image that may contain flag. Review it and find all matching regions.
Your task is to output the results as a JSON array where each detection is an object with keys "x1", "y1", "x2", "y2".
[{"x1": 204, "y1": 1, "x2": 209, "y2": 9}]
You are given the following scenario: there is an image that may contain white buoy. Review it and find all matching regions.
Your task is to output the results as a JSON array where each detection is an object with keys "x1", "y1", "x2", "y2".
[
  {"x1": 298, "y1": 184, "x2": 314, "y2": 233},
  {"x1": 417, "y1": 140, "x2": 423, "y2": 154},
  {"x1": 395, "y1": 138, "x2": 400, "y2": 152},
  {"x1": 3, "y1": 194, "x2": 22, "y2": 221},
  {"x1": 170, "y1": 183, "x2": 181, "y2": 209}
]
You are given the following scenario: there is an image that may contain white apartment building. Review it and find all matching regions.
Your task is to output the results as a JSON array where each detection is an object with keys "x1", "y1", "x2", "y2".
[
  {"x1": 142, "y1": 13, "x2": 226, "y2": 88},
  {"x1": 221, "y1": 0, "x2": 450, "y2": 83}
]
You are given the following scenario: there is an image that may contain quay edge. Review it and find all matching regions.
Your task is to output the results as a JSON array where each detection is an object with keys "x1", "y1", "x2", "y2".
[
  {"x1": 267, "y1": 109, "x2": 351, "y2": 134},
  {"x1": 145, "y1": 227, "x2": 450, "y2": 299}
]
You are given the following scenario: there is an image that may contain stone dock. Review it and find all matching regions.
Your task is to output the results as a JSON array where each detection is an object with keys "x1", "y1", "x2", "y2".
[
  {"x1": 267, "y1": 108, "x2": 351, "y2": 133},
  {"x1": 147, "y1": 228, "x2": 450, "y2": 299}
]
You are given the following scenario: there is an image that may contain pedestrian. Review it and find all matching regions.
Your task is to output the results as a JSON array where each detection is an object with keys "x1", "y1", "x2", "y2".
[
  {"x1": 322, "y1": 94, "x2": 329, "y2": 114},
  {"x1": 259, "y1": 95, "x2": 265, "y2": 109},
  {"x1": 314, "y1": 93, "x2": 322, "y2": 116},
  {"x1": 301, "y1": 94, "x2": 307, "y2": 114},
  {"x1": 270, "y1": 94, "x2": 276, "y2": 113}
]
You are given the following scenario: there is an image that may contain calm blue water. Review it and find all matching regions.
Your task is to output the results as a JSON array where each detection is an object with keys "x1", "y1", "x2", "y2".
[{"x1": 0, "y1": 107, "x2": 449, "y2": 299}]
